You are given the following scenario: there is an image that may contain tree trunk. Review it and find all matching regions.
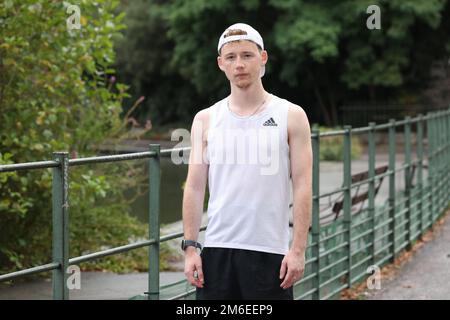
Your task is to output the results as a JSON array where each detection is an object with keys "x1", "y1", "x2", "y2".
[
  {"x1": 313, "y1": 85, "x2": 332, "y2": 126},
  {"x1": 308, "y1": 68, "x2": 332, "y2": 126}
]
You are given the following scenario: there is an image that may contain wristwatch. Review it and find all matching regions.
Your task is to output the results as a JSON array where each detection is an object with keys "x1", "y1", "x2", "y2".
[{"x1": 181, "y1": 239, "x2": 202, "y2": 251}]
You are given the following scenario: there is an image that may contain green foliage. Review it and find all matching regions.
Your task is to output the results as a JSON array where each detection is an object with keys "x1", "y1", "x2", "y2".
[
  {"x1": 315, "y1": 126, "x2": 363, "y2": 161},
  {"x1": 115, "y1": 0, "x2": 450, "y2": 126},
  {"x1": 0, "y1": 0, "x2": 165, "y2": 274},
  {"x1": 115, "y1": 0, "x2": 202, "y2": 126}
]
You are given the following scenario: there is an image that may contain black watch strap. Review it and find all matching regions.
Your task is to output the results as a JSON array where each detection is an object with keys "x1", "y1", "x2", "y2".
[{"x1": 181, "y1": 240, "x2": 202, "y2": 251}]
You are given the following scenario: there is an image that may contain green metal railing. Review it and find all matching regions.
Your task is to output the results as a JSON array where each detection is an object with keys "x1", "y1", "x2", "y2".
[{"x1": 1, "y1": 108, "x2": 449, "y2": 300}]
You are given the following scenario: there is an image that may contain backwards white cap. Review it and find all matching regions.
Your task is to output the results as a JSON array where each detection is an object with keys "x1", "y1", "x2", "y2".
[{"x1": 217, "y1": 23, "x2": 265, "y2": 77}]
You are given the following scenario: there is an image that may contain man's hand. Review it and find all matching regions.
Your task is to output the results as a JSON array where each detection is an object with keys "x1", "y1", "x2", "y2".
[
  {"x1": 279, "y1": 249, "x2": 305, "y2": 289},
  {"x1": 184, "y1": 247, "x2": 204, "y2": 288}
]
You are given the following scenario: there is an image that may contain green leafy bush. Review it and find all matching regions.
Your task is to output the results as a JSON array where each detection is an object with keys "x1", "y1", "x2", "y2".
[
  {"x1": 0, "y1": 0, "x2": 171, "y2": 275},
  {"x1": 315, "y1": 126, "x2": 363, "y2": 161}
]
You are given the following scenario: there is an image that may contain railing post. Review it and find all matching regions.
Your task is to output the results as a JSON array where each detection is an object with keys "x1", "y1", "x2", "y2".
[
  {"x1": 435, "y1": 111, "x2": 440, "y2": 217},
  {"x1": 444, "y1": 109, "x2": 449, "y2": 211},
  {"x1": 343, "y1": 125, "x2": 352, "y2": 288},
  {"x1": 404, "y1": 117, "x2": 412, "y2": 249},
  {"x1": 388, "y1": 119, "x2": 397, "y2": 262},
  {"x1": 430, "y1": 113, "x2": 437, "y2": 223},
  {"x1": 442, "y1": 111, "x2": 445, "y2": 211},
  {"x1": 148, "y1": 144, "x2": 161, "y2": 300},
  {"x1": 447, "y1": 108, "x2": 450, "y2": 209},
  {"x1": 426, "y1": 113, "x2": 434, "y2": 229},
  {"x1": 436, "y1": 111, "x2": 442, "y2": 214},
  {"x1": 368, "y1": 122, "x2": 376, "y2": 265},
  {"x1": 417, "y1": 114, "x2": 424, "y2": 239},
  {"x1": 439, "y1": 110, "x2": 447, "y2": 213},
  {"x1": 52, "y1": 152, "x2": 70, "y2": 300},
  {"x1": 311, "y1": 129, "x2": 320, "y2": 300}
]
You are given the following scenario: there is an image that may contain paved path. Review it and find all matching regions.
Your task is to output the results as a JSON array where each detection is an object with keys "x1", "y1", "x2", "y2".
[
  {"x1": 0, "y1": 272, "x2": 185, "y2": 300},
  {"x1": 365, "y1": 212, "x2": 450, "y2": 300}
]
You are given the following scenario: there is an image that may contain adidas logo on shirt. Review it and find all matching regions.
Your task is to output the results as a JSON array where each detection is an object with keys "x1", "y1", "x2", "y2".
[{"x1": 263, "y1": 117, "x2": 277, "y2": 126}]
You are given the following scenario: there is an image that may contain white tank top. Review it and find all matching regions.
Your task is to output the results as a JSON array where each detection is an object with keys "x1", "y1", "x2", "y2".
[{"x1": 204, "y1": 93, "x2": 292, "y2": 255}]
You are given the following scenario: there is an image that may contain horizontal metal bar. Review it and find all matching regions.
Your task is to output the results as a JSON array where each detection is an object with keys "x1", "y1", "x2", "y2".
[
  {"x1": 320, "y1": 229, "x2": 347, "y2": 243},
  {"x1": 396, "y1": 229, "x2": 410, "y2": 241},
  {"x1": 374, "y1": 217, "x2": 394, "y2": 231},
  {"x1": 168, "y1": 288, "x2": 196, "y2": 300},
  {"x1": 319, "y1": 270, "x2": 348, "y2": 289},
  {"x1": 409, "y1": 219, "x2": 423, "y2": 230},
  {"x1": 421, "y1": 202, "x2": 432, "y2": 210},
  {"x1": 408, "y1": 211, "x2": 422, "y2": 222},
  {"x1": 395, "y1": 240, "x2": 410, "y2": 253},
  {"x1": 373, "y1": 122, "x2": 394, "y2": 130},
  {"x1": 351, "y1": 216, "x2": 373, "y2": 229},
  {"x1": 0, "y1": 262, "x2": 59, "y2": 282},
  {"x1": 393, "y1": 204, "x2": 409, "y2": 216},
  {"x1": 319, "y1": 256, "x2": 348, "y2": 274},
  {"x1": 294, "y1": 288, "x2": 317, "y2": 300},
  {"x1": 69, "y1": 151, "x2": 156, "y2": 166},
  {"x1": 305, "y1": 256, "x2": 318, "y2": 266},
  {"x1": 160, "y1": 147, "x2": 190, "y2": 156},
  {"x1": 350, "y1": 254, "x2": 373, "y2": 270},
  {"x1": 351, "y1": 228, "x2": 373, "y2": 243},
  {"x1": 351, "y1": 126, "x2": 371, "y2": 134},
  {"x1": 319, "y1": 241, "x2": 349, "y2": 259},
  {"x1": 423, "y1": 220, "x2": 433, "y2": 229},
  {"x1": 306, "y1": 241, "x2": 319, "y2": 250},
  {"x1": 71, "y1": 225, "x2": 207, "y2": 264},
  {"x1": 314, "y1": 111, "x2": 443, "y2": 139},
  {"x1": 352, "y1": 242, "x2": 374, "y2": 257},
  {"x1": 160, "y1": 278, "x2": 186, "y2": 290},
  {"x1": 411, "y1": 230, "x2": 422, "y2": 241},
  {"x1": 350, "y1": 174, "x2": 388, "y2": 189},
  {"x1": 315, "y1": 187, "x2": 346, "y2": 200},
  {"x1": 394, "y1": 219, "x2": 409, "y2": 231},
  {"x1": 295, "y1": 287, "x2": 318, "y2": 300},
  {"x1": 374, "y1": 230, "x2": 393, "y2": 243},
  {"x1": 351, "y1": 268, "x2": 371, "y2": 285},
  {"x1": 320, "y1": 129, "x2": 346, "y2": 137},
  {"x1": 160, "y1": 226, "x2": 207, "y2": 243},
  {"x1": 373, "y1": 207, "x2": 392, "y2": 218},
  {"x1": 374, "y1": 253, "x2": 394, "y2": 268},
  {"x1": 408, "y1": 202, "x2": 422, "y2": 215},
  {"x1": 69, "y1": 239, "x2": 156, "y2": 264},
  {"x1": 321, "y1": 283, "x2": 348, "y2": 300},
  {"x1": 0, "y1": 160, "x2": 58, "y2": 173},
  {"x1": 374, "y1": 242, "x2": 393, "y2": 256},
  {"x1": 351, "y1": 242, "x2": 373, "y2": 257},
  {"x1": 297, "y1": 272, "x2": 318, "y2": 285}
]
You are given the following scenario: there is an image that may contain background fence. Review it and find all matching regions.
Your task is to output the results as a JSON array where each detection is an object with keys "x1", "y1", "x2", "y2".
[{"x1": 0, "y1": 107, "x2": 449, "y2": 300}]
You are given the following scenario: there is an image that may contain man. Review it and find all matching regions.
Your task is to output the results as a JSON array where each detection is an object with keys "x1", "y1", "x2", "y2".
[{"x1": 182, "y1": 23, "x2": 312, "y2": 300}]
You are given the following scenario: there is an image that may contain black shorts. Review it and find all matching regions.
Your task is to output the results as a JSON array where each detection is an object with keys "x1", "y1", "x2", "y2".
[{"x1": 196, "y1": 247, "x2": 293, "y2": 300}]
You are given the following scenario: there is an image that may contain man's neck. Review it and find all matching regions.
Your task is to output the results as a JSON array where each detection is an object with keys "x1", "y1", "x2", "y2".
[{"x1": 229, "y1": 81, "x2": 267, "y2": 111}]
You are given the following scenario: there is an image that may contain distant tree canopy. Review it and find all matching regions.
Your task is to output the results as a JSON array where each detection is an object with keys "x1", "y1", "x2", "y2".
[{"x1": 116, "y1": 0, "x2": 450, "y2": 126}]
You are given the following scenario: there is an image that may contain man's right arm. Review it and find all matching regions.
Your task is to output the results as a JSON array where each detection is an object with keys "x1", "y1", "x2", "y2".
[{"x1": 182, "y1": 109, "x2": 209, "y2": 287}]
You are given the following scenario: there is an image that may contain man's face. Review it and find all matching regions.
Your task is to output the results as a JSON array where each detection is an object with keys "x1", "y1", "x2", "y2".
[{"x1": 217, "y1": 40, "x2": 268, "y2": 89}]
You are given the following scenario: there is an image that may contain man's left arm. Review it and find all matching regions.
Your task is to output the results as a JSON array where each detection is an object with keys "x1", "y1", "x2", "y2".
[{"x1": 279, "y1": 104, "x2": 313, "y2": 290}]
